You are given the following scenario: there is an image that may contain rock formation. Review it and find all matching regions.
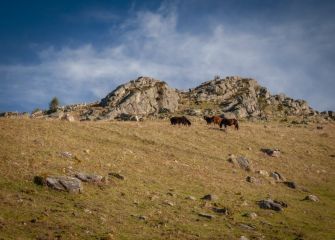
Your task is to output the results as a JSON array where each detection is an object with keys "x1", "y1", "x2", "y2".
[
  {"x1": 2, "y1": 75, "x2": 331, "y2": 121},
  {"x1": 99, "y1": 76, "x2": 179, "y2": 119}
]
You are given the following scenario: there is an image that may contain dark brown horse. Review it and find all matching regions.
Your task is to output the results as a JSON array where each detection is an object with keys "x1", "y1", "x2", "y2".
[
  {"x1": 170, "y1": 116, "x2": 191, "y2": 126},
  {"x1": 203, "y1": 116, "x2": 214, "y2": 125},
  {"x1": 219, "y1": 117, "x2": 239, "y2": 130},
  {"x1": 203, "y1": 115, "x2": 222, "y2": 126}
]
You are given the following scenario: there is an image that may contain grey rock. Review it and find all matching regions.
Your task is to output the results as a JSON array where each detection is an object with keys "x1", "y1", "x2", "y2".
[
  {"x1": 237, "y1": 157, "x2": 252, "y2": 171},
  {"x1": 270, "y1": 172, "x2": 286, "y2": 182},
  {"x1": 100, "y1": 77, "x2": 179, "y2": 118},
  {"x1": 246, "y1": 176, "x2": 258, "y2": 183},
  {"x1": 256, "y1": 170, "x2": 269, "y2": 177},
  {"x1": 108, "y1": 172, "x2": 125, "y2": 180},
  {"x1": 75, "y1": 172, "x2": 103, "y2": 183},
  {"x1": 303, "y1": 195, "x2": 319, "y2": 202},
  {"x1": 240, "y1": 236, "x2": 249, "y2": 240},
  {"x1": 261, "y1": 148, "x2": 281, "y2": 157},
  {"x1": 198, "y1": 213, "x2": 215, "y2": 219},
  {"x1": 186, "y1": 196, "x2": 196, "y2": 201},
  {"x1": 212, "y1": 207, "x2": 230, "y2": 215},
  {"x1": 201, "y1": 194, "x2": 218, "y2": 201},
  {"x1": 243, "y1": 212, "x2": 258, "y2": 219},
  {"x1": 228, "y1": 155, "x2": 252, "y2": 171},
  {"x1": 283, "y1": 181, "x2": 297, "y2": 189},
  {"x1": 46, "y1": 176, "x2": 82, "y2": 193},
  {"x1": 258, "y1": 199, "x2": 283, "y2": 211}
]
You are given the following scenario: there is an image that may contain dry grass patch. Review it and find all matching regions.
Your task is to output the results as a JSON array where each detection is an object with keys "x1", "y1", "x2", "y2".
[{"x1": 0, "y1": 118, "x2": 334, "y2": 239}]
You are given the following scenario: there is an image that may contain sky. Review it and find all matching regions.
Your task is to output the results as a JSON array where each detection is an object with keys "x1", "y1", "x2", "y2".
[{"x1": 0, "y1": 0, "x2": 334, "y2": 112}]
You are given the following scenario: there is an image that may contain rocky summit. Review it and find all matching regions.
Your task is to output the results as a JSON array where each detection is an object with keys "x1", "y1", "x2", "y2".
[
  {"x1": 3, "y1": 75, "x2": 333, "y2": 121},
  {"x1": 99, "y1": 76, "x2": 179, "y2": 118},
  {"x1": 179, "y1": 76, "x2": 315, "y2": 119}
]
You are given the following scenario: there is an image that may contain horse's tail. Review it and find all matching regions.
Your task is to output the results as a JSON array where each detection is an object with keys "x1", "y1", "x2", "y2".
[{"x1": 235, "y1": 120, "x2": 239, "y2": 130}]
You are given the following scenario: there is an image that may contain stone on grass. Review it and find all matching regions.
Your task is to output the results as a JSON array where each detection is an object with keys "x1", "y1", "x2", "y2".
[
  {"x1": 240, "y1": 236, "x2": 249, "y2": 240},
  {"x1": 186, "y1": 196, "x2": 196, "y2": 201},
  {"x1": 33, "y1": 176, "x2": 46, "y2": 186},
  {"x1": 246, "y1": 176, "x2": 258, "y2": 183},
  {"x1": 270, "y1": 172, "x2": 286, "y2": 182},
  {"x1": 283, "y1": 181, "x2": 297, "y2": 189},
  {"x1": 108, "y1": 172, "x2": 125, "y2": 180},
  {"x1": 243, "y1": 212, "x2": 258, "y2": 219},
  {"x1": 257, "y1": 170, "x2": 269, "y2": 177},
  {"x1": 228, "y1": 155, "x2": 252, "y2": 171},
  {"x1": 60, "y1": 151, "x2": 72, "y2": 158},
  {"x1": 261, "y1": 148, "x2": 281, "y2": 157},
  {"x1": 212, "y1": 207, "x2": 230, "y2": 215},
  {"x1": 258, "y1": 199, "x2": 283, "y2": 212},
  {"x1": 75, "y1": 172, "x2": 103, "y2": 183},
  {"x1": 201, "y1": 194, "x2": 218, "y2": 201},
  {"x1": 46, "y1": 176, "x2": 82, "y2": 193},
  {"x1": 198, "y1": 213, "x2": 215, "y2": 219},
  {"x1": 303, "y1": 195, "x2": 319, "y2": 202}
]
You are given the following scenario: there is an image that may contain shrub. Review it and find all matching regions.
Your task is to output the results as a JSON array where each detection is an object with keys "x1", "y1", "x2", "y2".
[{"x1": 49, "y1": 97, "x2": 59, "y2": 112}]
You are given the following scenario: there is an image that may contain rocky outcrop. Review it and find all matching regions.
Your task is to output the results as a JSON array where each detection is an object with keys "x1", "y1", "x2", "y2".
[
  {"x1": 180, "y1": 76, "x2": 315, "y2": 118},
  {"x1": 9, "y1": 75, "x2": 328, "y2": 121},
  {"x1": 99, "y1": 76, "x2": 179, "y2": 119}
]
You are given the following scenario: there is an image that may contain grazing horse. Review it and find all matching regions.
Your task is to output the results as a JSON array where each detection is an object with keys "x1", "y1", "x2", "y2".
[
  {"x1": 219, "y1": 117, "x2": 239, "y2": 130},
  {"x1": 203, "y1": 116, "x2": 214, "y2": 125},
  {"x1": 203, "y1": 115, "x2": 223, "y2": 126},
  {"x1": 213, "y1": 116, "x2": 223, "y2": 126},
  {"x1": 170, "y1": 116, "x2": 191, "y2": 126}
]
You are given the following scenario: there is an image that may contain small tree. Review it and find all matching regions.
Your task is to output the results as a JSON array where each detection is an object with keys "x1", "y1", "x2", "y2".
[{"x1": 49, "y1": 97, "x2": 59, "y2": 112}]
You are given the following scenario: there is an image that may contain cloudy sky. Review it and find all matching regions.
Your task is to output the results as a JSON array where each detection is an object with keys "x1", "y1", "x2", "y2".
[{"x1": 0, "y1": 0, "x2": 334, "y2": 112}]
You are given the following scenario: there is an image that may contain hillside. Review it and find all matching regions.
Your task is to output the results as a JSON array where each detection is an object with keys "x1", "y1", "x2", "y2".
[{"x1": 0, "y1": 118, "x2": 334, "y2": 239}]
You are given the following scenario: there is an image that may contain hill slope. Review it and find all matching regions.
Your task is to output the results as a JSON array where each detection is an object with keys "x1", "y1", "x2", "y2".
[{"x1": 0, "y1": 118, "x2": 335, "y2": 239}]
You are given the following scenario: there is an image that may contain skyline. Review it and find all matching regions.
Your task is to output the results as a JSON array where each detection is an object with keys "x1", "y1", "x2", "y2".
[{"x1": 0, "y1": 0, "x2": 334, "y2": 112}]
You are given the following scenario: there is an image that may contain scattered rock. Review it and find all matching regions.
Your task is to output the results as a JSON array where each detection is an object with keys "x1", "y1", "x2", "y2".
[
  {"x1": 261, "y1": 148, "x2": 281, "y2": 157},
  {"x1": 258, "y1": 199, "x2": 283, "y2": 211},
  {"x1": 240, "y1": 236, "x2": 249, "y2": 240},
  {"x1": 303, "y1": 195, "x2": 319, "y2": 202},
  {"x1": 201, "y1": 194, "x2": 218, "y2": 201},
  {"x1": 212, "y1": 207, "x2": 230, "y2": 215},
  {"x1": 163, "y1": 200, "x2": 175, "y2": 206},
  {"x1": 74, "y1": 172, "x2": 103, "y2": 183},
  {"x1": 108, "y1": 172, "x2": 125, "y2": 180},
  {"x1": 60, "y1": 151, "x2": 72, "y2": 158},
  {"x1": 256, "y1": 170, "x2": 269, "y2": 177},
  {"x1": 33, "y1": 176, "x2": 46, "y2": 186},
  {"x1": 270, "y1": 172, "x2": 286, "y2": 182},
  {"x1": 198, "y1": 213, "x2": 215, "y2": 219},
  {"x1": 246, "y1": 176, "x2": 258, "y2": 183},
  {"x1": 316, "y1": 126, "x2": 323, "y2": 130},
  {"x1": 186, "y1": 196, "x2": 196, "y2": 201},
  {"x1": 45, "y1": 176, "x2": 82, "y2": 193},
  {"x1": 228, "y1": 155, "x2": 252, "y2": 171},
  {"x1": 243, "y1": 212, "x2": 258, "y2": 219},
  {"x1": 238, "y1": 223, "x2": 255, "y2": 230},
  {"x1": 283, "y1": 181, "x2": 297, "y2": 189},
  {"x1": 274, "y1": 200, "x2": 288, "y2": 208},
  {"x1": 61, "y1": 113, "x2": 75, "y2": 122}
]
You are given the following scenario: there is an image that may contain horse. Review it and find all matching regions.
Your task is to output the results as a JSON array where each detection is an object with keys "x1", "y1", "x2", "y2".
[
  {"x1": 170, "y1": 116, "x2": 191, "y2": 126},
  {"x1": 203, "y1": 116, "x2": 214, "y2": 125},
  {"x1": 219, "y1": 117, "x2": 239, "y2": 130}
]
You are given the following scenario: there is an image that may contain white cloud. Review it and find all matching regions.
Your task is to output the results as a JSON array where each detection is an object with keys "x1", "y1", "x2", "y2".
[{"x1": 0, "y1": 6, "x2": 334, "y2": 111}]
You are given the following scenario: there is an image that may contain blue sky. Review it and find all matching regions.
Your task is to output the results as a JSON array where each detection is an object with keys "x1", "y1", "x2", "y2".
[{"x1": 0, "y1": 0, "x2": 334, "y2": 112}]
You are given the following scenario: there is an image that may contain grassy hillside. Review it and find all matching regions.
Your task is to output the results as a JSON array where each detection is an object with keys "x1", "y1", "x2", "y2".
[{"x1": 0, "y1": 118, "x2": 334, "y2": 240}]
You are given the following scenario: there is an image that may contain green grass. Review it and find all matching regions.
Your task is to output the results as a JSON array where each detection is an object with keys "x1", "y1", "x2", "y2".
[{"x1": 0, "y1": 118, "x2": 334, "y2": 239}]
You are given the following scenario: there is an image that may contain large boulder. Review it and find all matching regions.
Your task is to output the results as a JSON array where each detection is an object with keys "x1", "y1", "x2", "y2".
[{"x1": 100, "y1": 77, "x2": 179, "y2": 118}]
